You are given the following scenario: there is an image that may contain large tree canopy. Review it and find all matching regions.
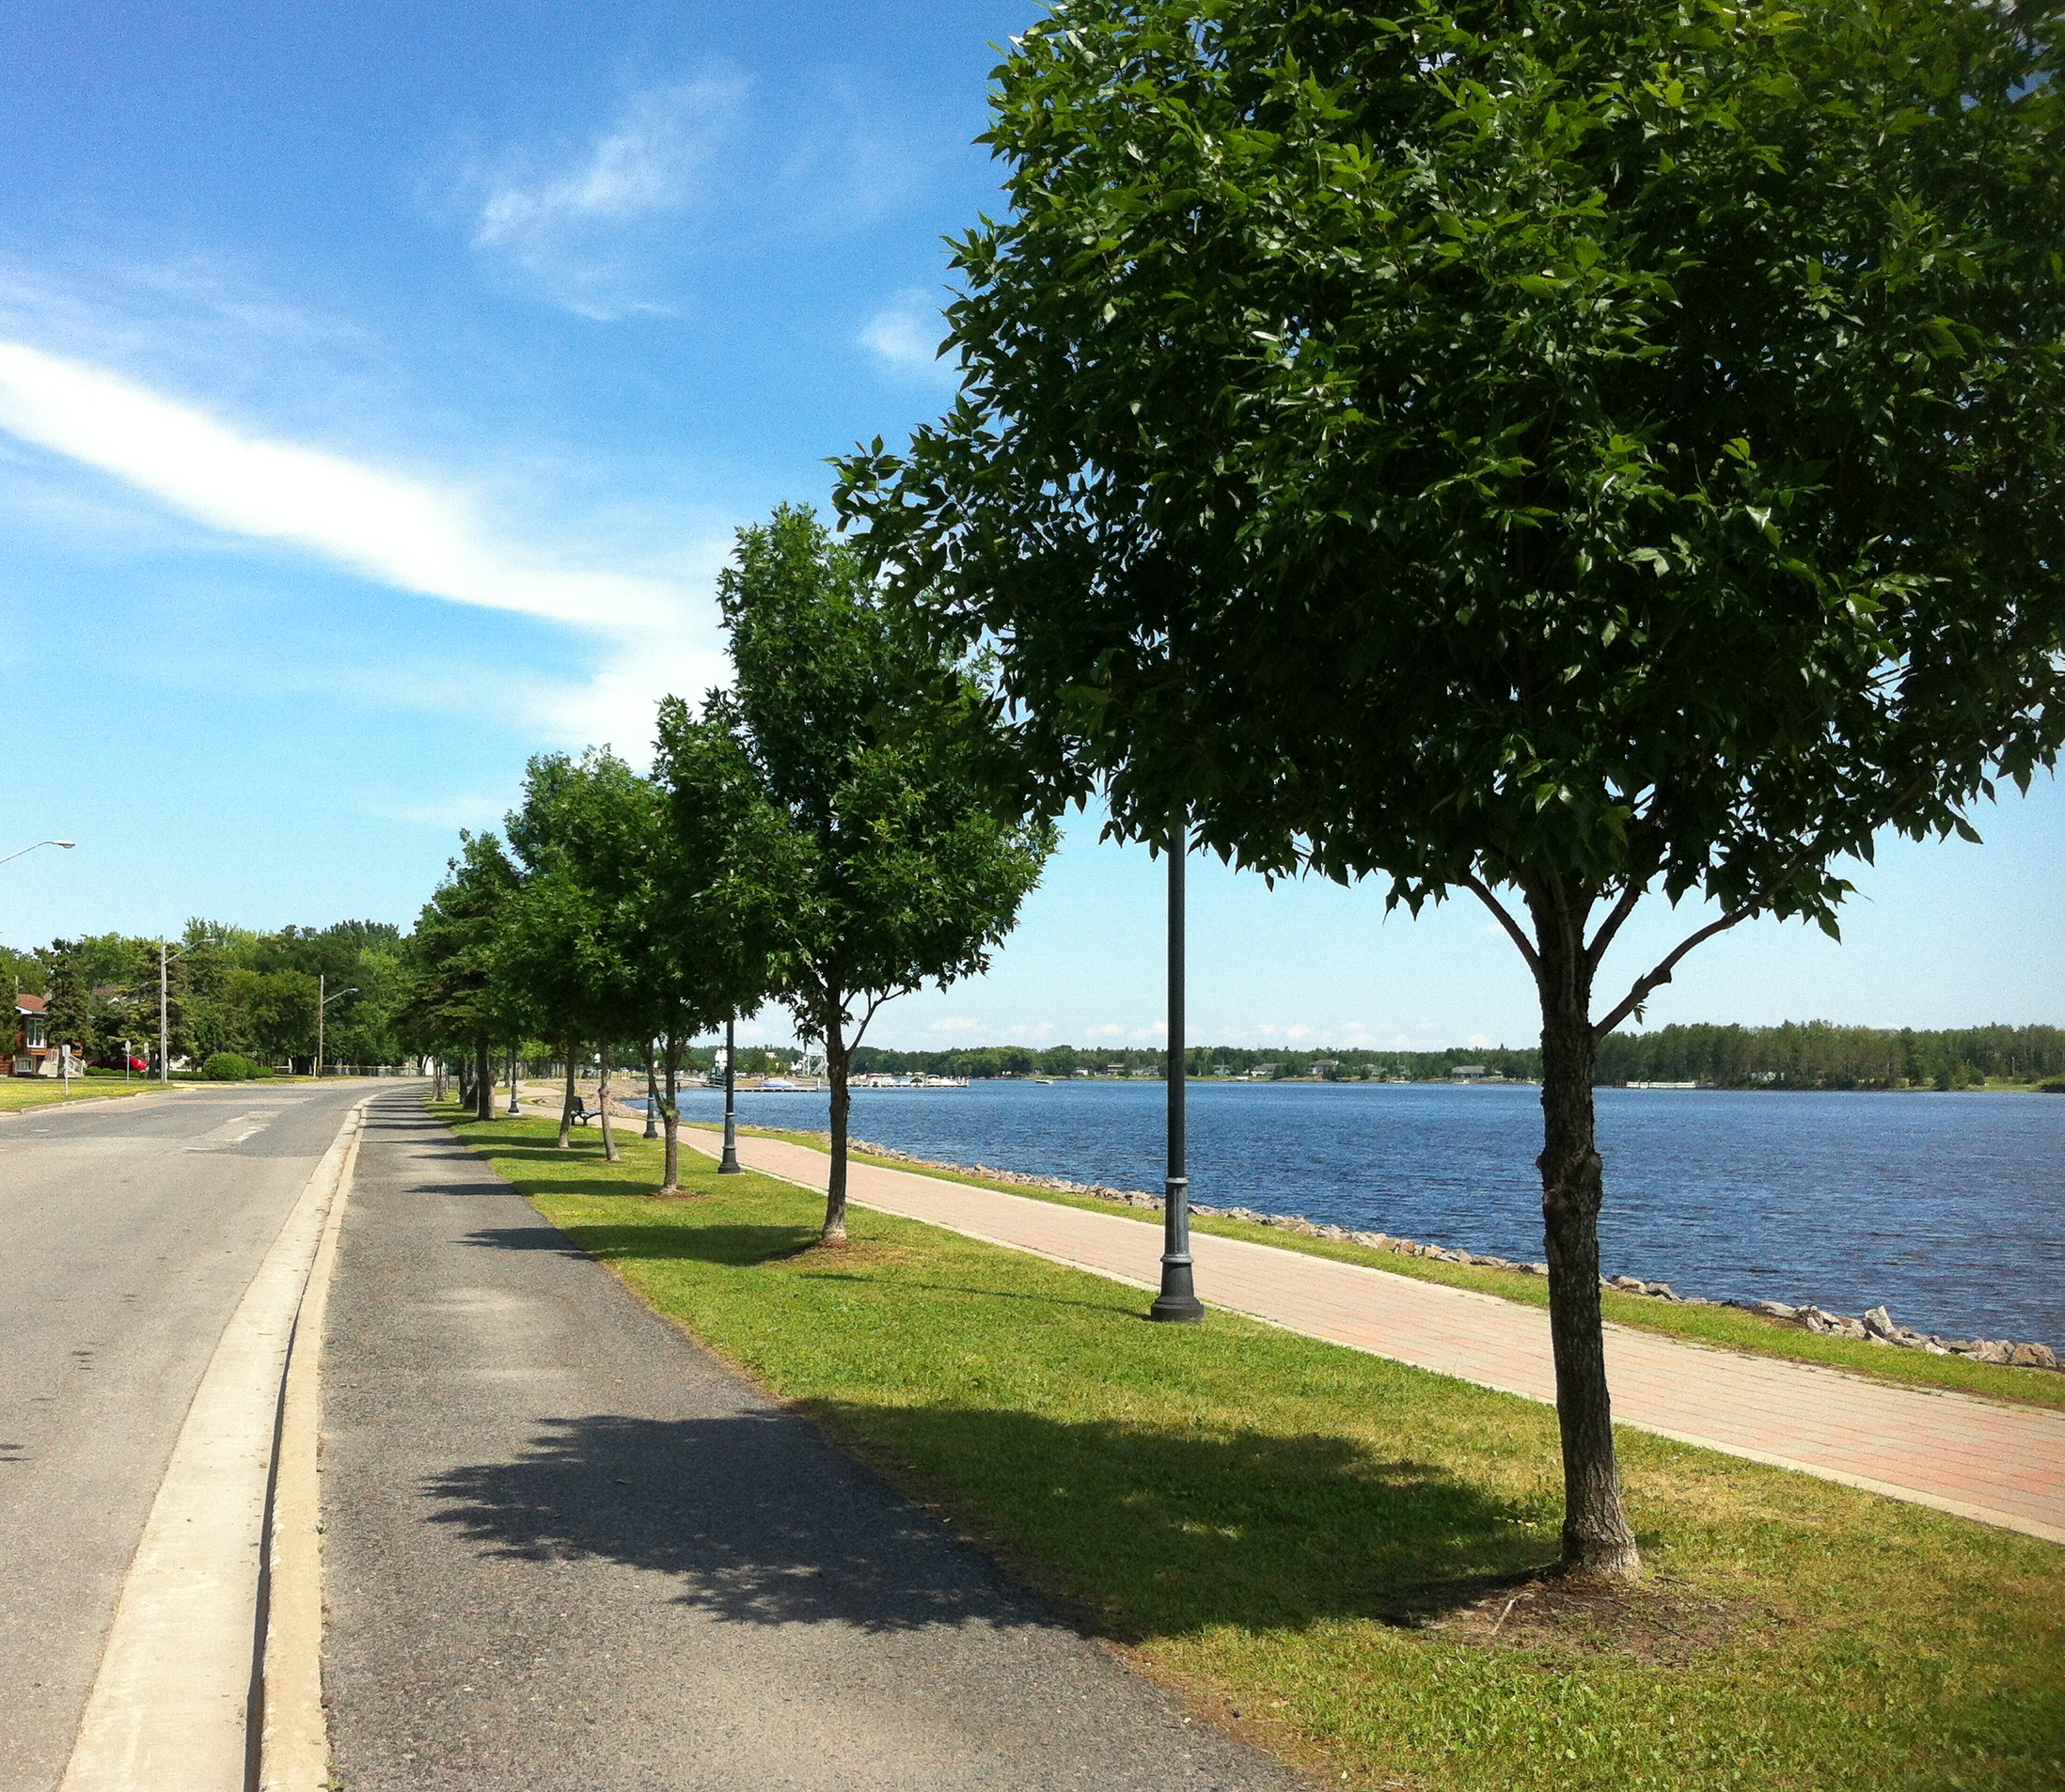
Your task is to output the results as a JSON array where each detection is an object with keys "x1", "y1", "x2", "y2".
[{"x1": 837, "y1": 0, "x2": 2065, "y2": 1574}]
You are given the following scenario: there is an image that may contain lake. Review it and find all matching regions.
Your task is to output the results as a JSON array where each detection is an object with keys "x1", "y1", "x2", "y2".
[{"x1": 666, "y1": 1078, "x2": 2065, "y2": 1345}]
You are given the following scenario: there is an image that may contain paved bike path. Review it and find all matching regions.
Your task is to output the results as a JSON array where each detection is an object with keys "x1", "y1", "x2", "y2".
[
  {"x1": 321, "y1": 1096, "x2": 1297, "y2": 1791},
  {"x1": 691, "y1": 1131, "x2": 2065, "y2": 1547}
]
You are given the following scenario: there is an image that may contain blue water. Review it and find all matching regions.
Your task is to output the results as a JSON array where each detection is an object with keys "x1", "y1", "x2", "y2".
[{"x1": 669, "y1": 1079, "x2": 2065, "y2": 1344}]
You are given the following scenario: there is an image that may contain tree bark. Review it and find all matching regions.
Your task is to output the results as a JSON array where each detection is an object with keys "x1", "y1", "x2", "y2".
[
  {"x1": 558, "y1": 1044, "x2": 577, "y2": 1148},
  {"x1": 598, "y1": 1053, "x2": 619, "y2": 1163},
  {"x1": 1526, "y1": 879, "x2": 1641, "y2": 1580},
  {"x1": 474, "y1": 1033, "x2": 493, "y2": 1122},
  {"x1": 657, "y1": 1032, "x2": 685, "y2": 1197},
  {"x1": 823, "y1": 1009, "x2": 850, "y2": 1243}
]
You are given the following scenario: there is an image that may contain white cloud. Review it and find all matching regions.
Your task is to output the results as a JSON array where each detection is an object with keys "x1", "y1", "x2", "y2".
[
  {"x1": 1005, "y1": 1022, "x2": 1054, "y2": 1040},
  {"x1": 464, "y1": 79, "x2": 745, "y2": 320},
  {"x1": 929, "y1": 1016, "x2": 982, "y2": 1033},
  {"x1": 860, "y1": 288, "x2": 954, "y2": 381},
  {"x1": 364, "y1": 792, "x2": 514, "y2": 830},
  {"x1": 1082, "y1": 1023, "x2": 1127, "y2": 1038},
  {"x1": 0, "y1": 339, "x2": 729, "y2": 742}
]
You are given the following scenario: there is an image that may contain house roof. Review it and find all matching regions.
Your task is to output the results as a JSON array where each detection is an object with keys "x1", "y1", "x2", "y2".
[{"x1": 16, "y1": 993, "x2": 48, "y2": 1015}]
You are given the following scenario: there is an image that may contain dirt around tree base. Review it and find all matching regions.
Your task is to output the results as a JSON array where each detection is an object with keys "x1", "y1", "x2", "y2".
[{"x1": 1399, "y1": 1569, "x2": 1763, "y2": 1667}]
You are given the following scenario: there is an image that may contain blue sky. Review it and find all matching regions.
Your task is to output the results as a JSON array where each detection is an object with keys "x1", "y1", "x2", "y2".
[{"x1": 1, "y1": 0, "x2": 2057, "y2": 1051}]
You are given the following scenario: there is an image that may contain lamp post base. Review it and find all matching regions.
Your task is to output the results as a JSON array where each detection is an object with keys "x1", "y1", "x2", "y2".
[{"x1": 1148, "y1": 1175, "x2": 1206, "y2": 1323}]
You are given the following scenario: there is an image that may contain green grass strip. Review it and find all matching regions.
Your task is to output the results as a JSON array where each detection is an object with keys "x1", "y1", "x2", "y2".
[
  {"x1": 683, "y1": 1121, "x2": 2065, "y2": 1411},
  {"x1": 445, "y1": 1108, "x2": 2063, "y2": 1792}
]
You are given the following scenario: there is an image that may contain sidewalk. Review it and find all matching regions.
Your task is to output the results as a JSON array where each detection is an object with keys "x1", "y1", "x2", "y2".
[
  {"x1": 322, "y1": 1094, "x2": 1298, "y2": 1791},
  {"x1": 689, "y1": 1130, "x2": 2065, "y2": 1547}
]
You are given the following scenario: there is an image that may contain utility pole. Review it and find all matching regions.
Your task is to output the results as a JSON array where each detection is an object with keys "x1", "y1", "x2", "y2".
[
  {"x1": 1150, "y1": 817, "x2": 1204, "y2": 1323},
  {"x1": 158, "y1": 939, "x2": 182, "y2": 1085},
  {"x1": 718, "y1": 1015, "x2": 742, "y2": 1173},
  {"x1": 316, "y1": 975, "x2": 358, "y2": 1081}
]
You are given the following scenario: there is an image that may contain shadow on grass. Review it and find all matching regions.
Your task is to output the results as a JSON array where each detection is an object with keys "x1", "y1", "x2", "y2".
[
  {"x1": 421, "y1": 1405, "x2": 1540, "y2": 1641},
  {"x1": 524, "y1": 1220, "x2": 819, "y2": 1268}
]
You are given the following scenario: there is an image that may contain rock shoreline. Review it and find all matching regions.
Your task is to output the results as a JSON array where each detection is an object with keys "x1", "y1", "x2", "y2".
[{"x1": 847, "y1": 1136, "x2": 2061, "y2": 1373}]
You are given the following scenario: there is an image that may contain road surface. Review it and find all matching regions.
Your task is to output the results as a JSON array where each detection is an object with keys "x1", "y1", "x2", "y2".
[{"x1": 0, "y1": 1080, "x2": 375, "y2": 1792}]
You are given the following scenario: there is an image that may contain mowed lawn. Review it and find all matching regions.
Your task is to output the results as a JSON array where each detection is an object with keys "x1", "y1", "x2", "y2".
[{"x1": 444, "y1": 1107, "x2": 2065, "y2": 1792}]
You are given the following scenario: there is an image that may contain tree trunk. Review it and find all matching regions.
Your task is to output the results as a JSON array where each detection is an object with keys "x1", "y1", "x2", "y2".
[
  {"x1": 823, "y1": 1014, "x2": 850, "y2": 1243},
  {"x1": 657, "y1": 1032, "x2": 685, "y2": 1197},
  {"x1": 558, "y1": 1045, "x2": 577, "y2": 1148},
  {"x1": 1526, "y1": 880, "x2": 1641, "y2": 1580},
  {"x1": 457, "y1": 1053, "x2": 474, "y2": 1109},
  {"x1": 598, "y1": 1054, "x2": 619, "y2": 1163},
  {"x1": 474, "y1": 1034, "x2": 494, "y2": 1122}
]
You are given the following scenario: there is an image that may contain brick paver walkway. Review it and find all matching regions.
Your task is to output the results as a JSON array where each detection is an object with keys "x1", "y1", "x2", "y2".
[{"x1": 686, "y1": 1129, "x2": 2065, "y2": 1546}]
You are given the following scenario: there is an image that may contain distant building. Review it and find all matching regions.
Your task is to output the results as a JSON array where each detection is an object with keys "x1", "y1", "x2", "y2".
[
  {"x1": 1449, "y1": 1063, "x2": 1490, "y2": 1081},
  {"x1": 1308, "y1": 1060, "x2": 1339, "y2": 1078},
  {"x1": 10, "y1": 993, "x2": 57, "y2": 1077},
  {"x1": 1246, "y1": 1063, "x2": 1280, "y2": 1080},
  {"x1": 1103, "y1": 1063, "x2": 1127, "y2": 1078}
]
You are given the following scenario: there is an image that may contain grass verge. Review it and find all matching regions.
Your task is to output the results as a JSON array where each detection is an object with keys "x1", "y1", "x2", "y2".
[
  {"x1": 0, "y1": 1077, "x2": 178, "y2": 1112},
  {"x1": 448, "y1": 1106, "x2": 2062, "y2": 1792},
  {"x1": 683, "y1": 1122, "x2": 2065, "y2": 1411}
]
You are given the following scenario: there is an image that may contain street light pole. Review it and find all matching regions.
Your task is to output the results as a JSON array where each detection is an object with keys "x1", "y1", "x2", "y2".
[
  {"x1": 316, "y1": 976, "x2": 358, "y2": 1081},
  {"x1": 1150, "y1": 817, "x2": 1205, "y2": 1323},
  {"x1": 718, "y1": 1014, "x2": 742, "y2": 1173},
  {"x1": 158, "y1": 939, "x2": 184, "y2": 1085}
]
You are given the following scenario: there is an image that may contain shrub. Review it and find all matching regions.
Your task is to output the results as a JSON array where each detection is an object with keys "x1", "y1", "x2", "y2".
[{"x1": 200, "y1": 1052, "x2": 270, "y2": 1081}]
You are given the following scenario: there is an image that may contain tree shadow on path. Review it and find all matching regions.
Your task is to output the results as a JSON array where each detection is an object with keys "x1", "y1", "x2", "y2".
[{"x1": 422, "y1": 1405, "x2": 1540, "y2": 1643}]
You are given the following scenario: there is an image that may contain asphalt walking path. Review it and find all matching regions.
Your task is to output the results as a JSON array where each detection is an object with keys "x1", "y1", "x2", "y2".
[
  {"x1": 321, "y1": 1093, "x2": 1299, "y2": 1791},
  {"x1": 689, "y1": 1130, "x2": 2065, "y2": 1548},
  {"x1": 0, "y1": 1080, "x2": 372, "y2": 1792}
]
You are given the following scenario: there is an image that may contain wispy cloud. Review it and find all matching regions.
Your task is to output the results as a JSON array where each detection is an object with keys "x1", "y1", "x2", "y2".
[
  {"x1": 860, "y1": 288, "x2": 955, "y2": 382},
  {"x1": 0, "y1": 339, "x2": 729, "y2": 744},
  {"x1": 465, "y1": 80, "x2": 746, "y2": 320},
  {"x1": 929, "y1": 1015, "x2": 982, "y2": 1033}
]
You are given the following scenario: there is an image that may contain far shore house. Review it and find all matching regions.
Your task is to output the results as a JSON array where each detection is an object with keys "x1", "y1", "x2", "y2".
[
  {"x1": 1449, "y1": 1063, "x2": 1491, "y2": 1082},
  {"x1": 1308, "y1": 1060, "x2": 1339, "y2": 1078},
  {"x1": 11, "y1": 992, "x2": 59, "y2": 1077}
]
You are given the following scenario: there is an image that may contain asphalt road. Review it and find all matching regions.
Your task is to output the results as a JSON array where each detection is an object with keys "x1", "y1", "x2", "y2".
[
  {"x1": 0, "y1": 1080, "x2": 375, "y2": 1792},
  {"x1": 323, "y1": 1093, "x2": 1300, "y2": 1791}
]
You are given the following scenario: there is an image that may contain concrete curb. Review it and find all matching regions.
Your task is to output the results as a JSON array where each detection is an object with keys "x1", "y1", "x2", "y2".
[
  {"x1": 259, "y1": 1104, "x2": 365, "y2": 1790},
  {"x1": 58, "y1": 1093, "x2": 374, "y2": 1792}
]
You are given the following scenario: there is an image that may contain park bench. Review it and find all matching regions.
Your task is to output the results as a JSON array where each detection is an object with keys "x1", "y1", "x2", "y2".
[{"x1": 569, "y1": 1096, "x2": 597, "y2": 1126}]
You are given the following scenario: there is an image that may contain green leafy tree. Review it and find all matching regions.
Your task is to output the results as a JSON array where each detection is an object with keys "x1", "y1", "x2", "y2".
[
  {"x1": 837, "y1": 0, "x2": 2065, "y2": 1575},
  {"x1": 500, "y1": 751, "x2": 675, "y2": 1162},
  {"x1": 660, "y1": 505, "x2": 1055, "y2": 1241},
  {"x1": 402, "y1": 831, "x2": 524, "y2": 1118}
]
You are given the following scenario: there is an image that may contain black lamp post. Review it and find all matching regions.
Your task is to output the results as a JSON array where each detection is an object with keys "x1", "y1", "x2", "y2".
[
  {"x1": 1150, "y1": 817, "x2": 1205, "y2": 1323},
  {"x1": 718, "y1": 1014, "x2": 742, "y2": 1173},
  {"x1": 642, "y1": 1045, "x2": 661, "y2": 1139}
]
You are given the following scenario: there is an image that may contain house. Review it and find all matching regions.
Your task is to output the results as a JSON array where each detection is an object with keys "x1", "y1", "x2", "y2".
[
  {"x1": 1309, "y1": 1060, "x2": 1339, "y2": 1078},
  {"x1": 11, "y1": 993, "x2": 59, "y2": 1077},
  {"x1": 1449, "y1": 1063, "x2": 1490, "y2": 1082}
]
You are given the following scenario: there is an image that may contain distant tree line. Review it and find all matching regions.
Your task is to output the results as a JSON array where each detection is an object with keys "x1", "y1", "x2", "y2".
[
  {"x1": 3, "y1": 921, "x2": 410, "y2": 1070},
  {"x1": 848, "y1": 1044, "x2": 1543, "y2": 1079},
  {"x1": 852, "y1": 1028, "x2": 2064, "y2": 1090},
  {"x1": 1595, "y1": 1023, "x2": 2065, "y2": 1092}
]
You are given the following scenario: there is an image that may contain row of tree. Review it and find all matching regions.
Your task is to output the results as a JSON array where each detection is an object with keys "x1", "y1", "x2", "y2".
[
  {"x1": 855, "y1": 1027, "x2": 2065, "y2": 1089},
  {"x1": 845, "y1": 1043, "x2": 1546, "y2": 1080},
  {"x1": 403, "y1": 507, "x2": 1053, "y2": 1231},
  {"x1": 3, "y1": 921, "x2": 410, "y2": 1070},
  {"x1": 1595, "y1": 1023, "x2": 2065, "y2": 1092}
]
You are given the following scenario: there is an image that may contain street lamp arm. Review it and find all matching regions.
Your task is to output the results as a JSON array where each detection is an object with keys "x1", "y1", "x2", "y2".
[
  {"x1": 0, "y1": 839, "x2": 77, "y2": 867},
  {"x1": 319, "y1": 986, "x2": 360, "y2": 1011}
]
